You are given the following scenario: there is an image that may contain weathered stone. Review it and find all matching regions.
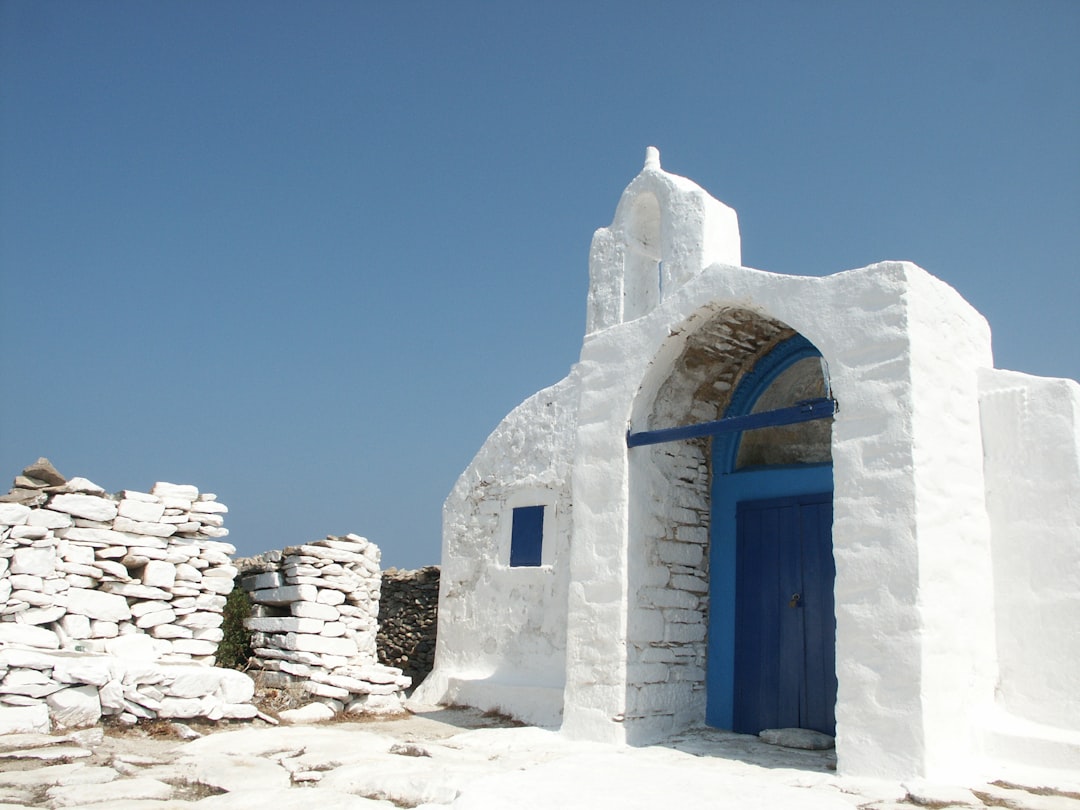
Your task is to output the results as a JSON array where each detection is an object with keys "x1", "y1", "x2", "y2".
[
  {"x1": 23, "y1": 457, "x2": 66, "y2": 486},
  {"x1": 141, "y1": 559, "x2": 177, "y2": 589},
  {"x1": 759, "y1": 727, "x2": 835, "y2": 750},
  {"x1": 46, "y1": 776, "x2": 172, "y2": 806},
  {"x1": 199, "y1": 575, "x2": 235, "y2": 595},
  {"x1": 25, "y1": 508, "x2": 73, "y2": 529},
  {"x1": 10, "y1": 546, "x2": 55, "y2": 576},
  {"x1": 0, "y1": 704, "x2": 50, "y2": 734},
  {"x1": 276, "y1": 632, "x2": 358, "y2": 657},
  {"x1": 65, "y1": 587, "x2": 132, "y2": 622},
  {"x1": 0, "y1": 623, "x2": 59, "y2": 649},
  {"x1": 170, "y1": 638, "x2": 218, "y2": 656},
  {"x1": 291, "y1": 601, "x2": 341, "y2": 621},
  {"x1": 58, "y1": 613, "x2": 92, "y2": 640},
  {"x1": 135, "y1": 608, "x2": 176, "y2": 629},
  {"x1": 279, "y1": 702, "x2": 336, "y2": 724},
  {"x1": 251, "y1": 584, "x2": 317, "y2": 605},
  {"x1": 245, "y1": 616, "x2": 325, "y2": 634},
  {"x1": 18, "y1": 605, "x2": 66, "y2": 625},
  {"x1": 117, "y1": 498, "x2": 166, "y2": 523},
  {"x1": 57, "y1": 477, "x2": 104, "y2": 495},
  {"x1": 114, "y1": 516, "x2": 176, "y2": 537},
  {"x1": 47, "y1": 685, "x2": 102, "y2": 728},
  {"x1": 101, "y1": 581, "x2": 172, "y2": 600},
  {"x1": 49, "y1": 493, "x2": 117, "y2": 522},
  {"x1": 152, "y1": 482, "x2": 199, "y2": 500}
]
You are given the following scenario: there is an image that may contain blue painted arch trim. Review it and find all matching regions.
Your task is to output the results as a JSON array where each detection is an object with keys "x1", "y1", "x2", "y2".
[{"x1": 713, "y1": 334, "x2": 826, "y2": 475}]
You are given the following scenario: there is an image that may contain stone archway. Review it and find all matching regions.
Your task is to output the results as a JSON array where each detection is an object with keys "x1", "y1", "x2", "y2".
[{"x1": 623, "y1": 305, "x2": 834, "y2": 743}]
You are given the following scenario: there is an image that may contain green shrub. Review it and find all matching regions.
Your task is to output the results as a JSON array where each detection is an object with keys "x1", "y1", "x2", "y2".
[{"x1": 215, "y1": 586, "x2": 253, "y2": 669}]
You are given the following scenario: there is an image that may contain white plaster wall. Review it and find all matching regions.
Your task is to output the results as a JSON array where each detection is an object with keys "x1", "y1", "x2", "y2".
[
  {"x1": 979, "y1": 368, "x2": 1080, "y2": 732},
  {"x1": 905, "y1": 269, "x2": 998, "y2": 781},
  {"x1": 414, "y1": 372, "x2": 579, "y2": 726}
]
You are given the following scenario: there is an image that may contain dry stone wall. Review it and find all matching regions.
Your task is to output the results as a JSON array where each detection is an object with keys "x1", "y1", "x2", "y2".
[
  {"x1": 0, "y1": 459, "x2": 256, "y2": 729},
  {"x1": 237, "y1": 534, "x2": 411, "y2": 714},
  {"x1": 377, "y1": 566, "x2": 439, "y2": 685}
]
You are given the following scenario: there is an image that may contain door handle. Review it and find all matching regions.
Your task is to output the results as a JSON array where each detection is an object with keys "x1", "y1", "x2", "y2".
[{"x1": 788, "y1": 592, "x2": 802, "y2": 608}]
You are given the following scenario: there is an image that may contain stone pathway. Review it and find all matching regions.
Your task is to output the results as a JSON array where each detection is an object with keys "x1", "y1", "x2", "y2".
[{"x1": 0, "y1": 708, "x2": 1077, "y2": 809}]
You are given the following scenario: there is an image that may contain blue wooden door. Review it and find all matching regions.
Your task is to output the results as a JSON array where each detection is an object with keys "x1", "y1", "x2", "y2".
[{"x1": 732, "y1": 492, "x2": 836, "y2": 735}]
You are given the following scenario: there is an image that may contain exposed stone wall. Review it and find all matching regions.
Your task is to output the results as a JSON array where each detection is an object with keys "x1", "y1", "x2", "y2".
[
  {"x1": 377, "y1": 566, "x2": 439, "y2": 685},
  {"x1": 236, "y1": 534, "x2": 411, "y2": 714},
  {"x1": 0, "y1": 459, "x2": 255, "y2": 728}
]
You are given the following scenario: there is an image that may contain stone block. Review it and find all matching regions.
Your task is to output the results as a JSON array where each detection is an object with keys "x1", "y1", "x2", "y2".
[
  {"x1": 135, "y1": 609, "x2": 176, "y2": 629},
  {"x1": 0, "y1": 704, "x2": 50, "y2": 734},
  {"x1": 10, "y1": 546, "x2": 55, "y2": 577},
  {"x1": 19, "y1": 605, "x2": 66, "y2": 625},
  {"x1": 114, "y1": 517, "x2": 175, "y2": 538},
  {"x1": 277, "y1": 632, "x2": 358, "y2": 657},
  {"x1": 47, "y1": 684, "x2": 102, "y2": 728},
  {"x1": 58, "y1": 613, "x2": 92, "y2": 640},
  {"x1": 9, "y1": 573, "x2": 44, "y2": 591},
  {"x1": 251, "y1": 584, "x2": 317, "y2": 605},
  {"x1": 151, "y1": 482, "x2": 199, "y2": 500},
  {"x1": 90, "y1": 620, "x2": 119, "y2": 638},
  {"x1": 290, "y1": 601, "x2": 341, "y2": 621},
  {"x1": 117, "y1": 498, "x2": 166, "y2": 523},
  {"x1": 199, "y1": 576, "x2": 234, "y2": 595},
  {"x1": 50, "y1": 494, "x2": 118, "y2": 522},
  {"x1": 169, "y1": 639, "x2": 217, "y2": 657},
  {"x1": 65, "y1": 587, "x2": 132, "y2": 622},
  {"x1": 316, "y1": 588, "x2": 347, "y2": 605},
  {"x1": 9, "y1": 524, "x2": 48, "y2": 540},
  {"x1": 141, "y1": 560, "x2": 176, "y2": 589},
  {"x1": 244, "y1": 616, "x2": 325, "y2": 634},
  {"x1": 0, "y1": 503, "x2": 32, "y2": 525},
  {"x1": 0, "y1": 623, "x2": 60, "y2": 649},
  {"x1": 240, "y1": 571, "x2": 282, "y2": 591}
]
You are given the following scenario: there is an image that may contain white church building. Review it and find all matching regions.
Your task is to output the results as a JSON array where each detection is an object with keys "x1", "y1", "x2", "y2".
[{"x1": 412, "y1": 148, "x2": 1080, "y2": 783}]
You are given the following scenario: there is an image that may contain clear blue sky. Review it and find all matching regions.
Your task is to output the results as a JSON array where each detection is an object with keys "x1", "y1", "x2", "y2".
[{"x1": 2, "y1": 1, "x2": 1077, "y2": 569}]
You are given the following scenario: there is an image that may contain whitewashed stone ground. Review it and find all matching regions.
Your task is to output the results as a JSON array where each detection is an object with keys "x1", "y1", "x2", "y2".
[
  {"x1": 0, "y1": 459, "x2": 254, "y2": 729},
  {"x1": 0, "y1": 709, "x2": 1076, "y2": 809},
  {"x1": 237, "y1": 535, "x2": 411, "y2": 715}
]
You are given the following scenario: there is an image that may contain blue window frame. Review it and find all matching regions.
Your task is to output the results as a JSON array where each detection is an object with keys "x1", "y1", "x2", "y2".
[{"x1": 509, "y1": 505, "x2": 544, "y2": 567}]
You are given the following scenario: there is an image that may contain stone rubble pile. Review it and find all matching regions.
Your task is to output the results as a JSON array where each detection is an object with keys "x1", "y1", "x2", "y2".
[
  {"x1": 238, "y1": 533, "x2": 412, "y2": 714},
  {"x1": 377, "y1": 565, "x2": 439, "y2": 685},
  {"x1": 0, "y1": 458, "x2": 256, "y2": 727}
]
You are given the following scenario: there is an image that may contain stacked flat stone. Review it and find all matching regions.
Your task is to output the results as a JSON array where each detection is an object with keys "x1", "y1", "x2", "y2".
[
  {"x1": 0, "y1": 458, "x2": 255, "y2": 727},
  {"x1": 239, "y1": 534, "x2": 411, "y2": 714},
  {"x1": 377, "y1": 566, "x2": 439, "y2": 685}
]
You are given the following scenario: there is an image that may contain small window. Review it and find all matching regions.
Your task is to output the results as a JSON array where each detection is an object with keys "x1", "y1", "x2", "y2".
[{"x1": 509, "y1": 505, "x2": 545, "y2": 567}]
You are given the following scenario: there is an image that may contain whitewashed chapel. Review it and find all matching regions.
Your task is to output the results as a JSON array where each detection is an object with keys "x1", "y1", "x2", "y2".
[{"x1": 413, "y1": 148, "x2": 1080, "y2": 782}]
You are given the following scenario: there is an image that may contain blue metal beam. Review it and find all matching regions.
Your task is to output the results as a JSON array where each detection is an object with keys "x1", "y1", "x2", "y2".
[{"x1": 627, "y1": 398, "x2": 837, "y2": 449}]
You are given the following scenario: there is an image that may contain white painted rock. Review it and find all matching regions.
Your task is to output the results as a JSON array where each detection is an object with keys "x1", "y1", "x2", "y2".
[{"x1": 47, "y1": 684, "x2": 103, "y2": 728}]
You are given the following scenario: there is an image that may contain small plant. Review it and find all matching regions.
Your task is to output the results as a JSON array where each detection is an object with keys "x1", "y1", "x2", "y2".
[{"x1": 215, "y1": 586, "x2": 253, "y2": 670}]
